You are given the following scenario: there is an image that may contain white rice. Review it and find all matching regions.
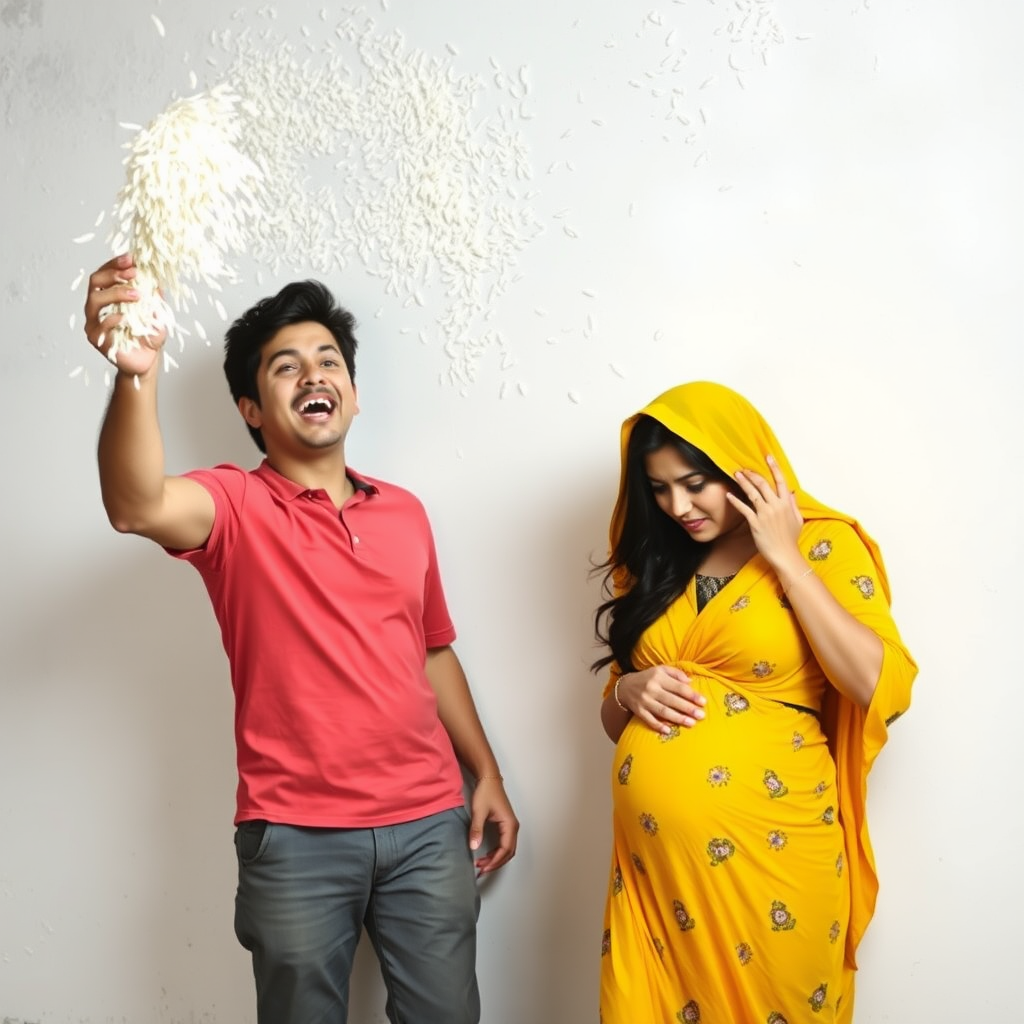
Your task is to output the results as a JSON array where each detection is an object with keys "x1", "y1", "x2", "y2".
[{"x1": 99, "y1": 85, "x2": 265, "y2": 367}]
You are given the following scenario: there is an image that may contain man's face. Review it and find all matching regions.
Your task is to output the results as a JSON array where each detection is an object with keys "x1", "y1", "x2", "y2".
[{"x1": 239, "y1": 321, "x2": 358, "y2": 457}]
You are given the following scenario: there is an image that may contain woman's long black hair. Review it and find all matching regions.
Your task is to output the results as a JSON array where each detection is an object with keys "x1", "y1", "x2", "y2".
[{"x1": 592, "y1": 415, "x2": 733, "y2": 674}]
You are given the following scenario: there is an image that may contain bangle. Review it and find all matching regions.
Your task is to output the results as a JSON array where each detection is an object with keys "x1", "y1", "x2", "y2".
[
  {"x1": 784, "y1": 567, "x2": 815, "y2": 595},
  {"x1": 614, "y1": 676, "x2": 628, "y2": 711},
  {"x1": 476, "y1": 774, "x2": 503, "y2": 783}
]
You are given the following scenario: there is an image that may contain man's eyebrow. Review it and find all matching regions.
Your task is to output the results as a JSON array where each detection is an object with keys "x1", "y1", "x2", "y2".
[{"x1": 267, "y1": 343, "x2": 341, "y2": 367}]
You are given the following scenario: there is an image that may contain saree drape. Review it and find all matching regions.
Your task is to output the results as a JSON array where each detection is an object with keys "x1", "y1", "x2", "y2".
[{"x1": 599, "y1": 383, "x2": 916, "y2": 1024}]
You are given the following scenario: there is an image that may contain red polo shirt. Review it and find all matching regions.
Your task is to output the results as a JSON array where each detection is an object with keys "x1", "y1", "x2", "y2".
[{"x1": 170, "y1": 460, "x2": 464, "y2": 827}]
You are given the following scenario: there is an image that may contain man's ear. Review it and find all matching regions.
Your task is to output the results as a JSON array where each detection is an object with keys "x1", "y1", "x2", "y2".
[{"x1": 238, "y1": 396, "x2": 262, "y2": 429}]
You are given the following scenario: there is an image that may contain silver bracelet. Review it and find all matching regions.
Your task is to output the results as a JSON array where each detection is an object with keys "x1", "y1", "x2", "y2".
[
  {"x1": 784, "y1": 566, "x2": 815, "y2": 595},
  {"x1": 614, "y1": 676, "x2": 628, "y2": 711}
]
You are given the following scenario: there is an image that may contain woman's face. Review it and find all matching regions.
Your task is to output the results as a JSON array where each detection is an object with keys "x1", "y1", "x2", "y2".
[{"x1": 644, "y1": 444, "x2": 747, "y2": 543}]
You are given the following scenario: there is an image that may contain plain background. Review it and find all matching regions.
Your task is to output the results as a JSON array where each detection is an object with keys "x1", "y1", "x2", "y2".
[{"x1": 1, "y1": 1, "x2": 1021, "y2": 1021}]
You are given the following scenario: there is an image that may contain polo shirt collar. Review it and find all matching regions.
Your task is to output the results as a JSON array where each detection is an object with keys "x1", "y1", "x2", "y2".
[{"x1": 254, "y1": 459, "x2": 379, "y2": 501}]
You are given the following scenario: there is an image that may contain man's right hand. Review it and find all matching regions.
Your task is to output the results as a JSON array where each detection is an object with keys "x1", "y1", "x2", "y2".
[{"x1": 84, "y1": 253, "x2": 166, "y2": 378}]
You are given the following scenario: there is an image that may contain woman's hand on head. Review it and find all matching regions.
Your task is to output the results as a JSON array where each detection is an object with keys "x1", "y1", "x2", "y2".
[
  {"x1": 617, "y1": 665, "x2": 706, "y2": 735},
  {"x1": 727, "y1": 454, "x2": 804, "y2": 574}
]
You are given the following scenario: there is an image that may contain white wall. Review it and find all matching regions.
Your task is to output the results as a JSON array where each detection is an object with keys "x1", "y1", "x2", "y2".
[{"x1": 2, "y1": 1, "x2": 1021, "y2": 1021}]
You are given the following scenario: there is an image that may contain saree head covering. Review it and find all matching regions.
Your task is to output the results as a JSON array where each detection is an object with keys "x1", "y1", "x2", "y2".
[{"x1": 600, "y1": 381, "x2": 916, "y2": 1024}]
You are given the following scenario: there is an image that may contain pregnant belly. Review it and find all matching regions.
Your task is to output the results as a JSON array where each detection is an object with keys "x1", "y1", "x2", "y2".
[{"x1": 611, "y1": 688, "x2": 836, "y2": 839}]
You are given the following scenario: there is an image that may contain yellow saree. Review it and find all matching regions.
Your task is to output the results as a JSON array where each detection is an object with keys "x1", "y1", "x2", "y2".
[{"x1": 599, "y1": 383, "x2": 916, "y2": 1024}]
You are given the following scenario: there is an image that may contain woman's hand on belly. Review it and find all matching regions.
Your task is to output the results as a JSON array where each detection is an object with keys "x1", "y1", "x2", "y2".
[{"x1": 616, "y1": 665, "x2": 707, "y2": 736}]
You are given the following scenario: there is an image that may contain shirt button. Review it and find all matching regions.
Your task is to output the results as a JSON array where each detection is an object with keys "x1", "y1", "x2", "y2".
[{"x1": 353, "y1": 536, "x2": 360, "y2": 544}]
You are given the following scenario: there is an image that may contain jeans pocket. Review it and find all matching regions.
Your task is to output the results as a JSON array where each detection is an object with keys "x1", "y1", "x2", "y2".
[{"x1": 235, "y1": 819, "x2": 271, "y2": 864}]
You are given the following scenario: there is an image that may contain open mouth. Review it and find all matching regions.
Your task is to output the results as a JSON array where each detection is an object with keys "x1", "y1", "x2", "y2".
[{"x1": 296, "y1": 394, "x2": 337, "y2": 418}]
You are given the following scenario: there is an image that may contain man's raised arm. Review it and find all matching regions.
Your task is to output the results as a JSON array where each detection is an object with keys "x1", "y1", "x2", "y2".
[{"x1": 86, "y1": 253, "x2": 215, "y2": 551}]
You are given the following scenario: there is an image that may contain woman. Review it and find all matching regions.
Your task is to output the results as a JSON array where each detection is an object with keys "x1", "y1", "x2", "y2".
[{"x1": 594, "y1": 382, "x2": 916, "y2": 1024}]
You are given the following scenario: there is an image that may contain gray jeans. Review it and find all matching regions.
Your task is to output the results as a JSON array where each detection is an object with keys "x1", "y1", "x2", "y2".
[{"x1": 234, "y1": 806, "x2": 481, "y2": 1024}]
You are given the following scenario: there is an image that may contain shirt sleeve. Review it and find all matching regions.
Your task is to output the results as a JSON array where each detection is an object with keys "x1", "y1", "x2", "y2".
[
  {"x1": 420, "y1": 511, "x2": 457, "y2": 649},
  {"x1": 164, "y1": 464, "x2": 247, "y2": 573}
]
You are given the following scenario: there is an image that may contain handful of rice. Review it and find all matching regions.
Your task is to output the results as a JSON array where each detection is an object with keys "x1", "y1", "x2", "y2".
[{"x1": 100, "y1": 84, "x2": 265, "y2": 365}]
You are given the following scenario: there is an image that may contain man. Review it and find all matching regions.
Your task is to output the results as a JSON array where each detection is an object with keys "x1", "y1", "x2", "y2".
[{"x1": 83, "y1": 253, "x2": 518, "y2": 1024}]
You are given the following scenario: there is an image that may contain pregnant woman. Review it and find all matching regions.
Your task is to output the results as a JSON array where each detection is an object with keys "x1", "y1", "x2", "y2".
[{"x1": 594, "y1": 381, "x2": 917, "y2": 1024}]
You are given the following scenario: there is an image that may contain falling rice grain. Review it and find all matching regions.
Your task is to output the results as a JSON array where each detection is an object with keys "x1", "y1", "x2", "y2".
[
  {"x1": 446, "y1": 42, "x2": 459, "y2": 56},
  {"x1": 73, "y1": 233, "x2": 95, "y2": 244},
  {"x1": 563, "y1": 225, "x2": 578, "y2": 238},
  {"x1": 654, "y1": 330, "x2": 664, "y2": 341},
  {"x1": 568, "y1": 390, "x2": 581, "y2": 404},
  {"x1": 69, "y1": 366, "x2": 84, "y2": 379},
  {"x1": 93, "y1": 209, "x2": 106, "y2": 228},
  {"x1": 610, "y1": 363, "x2": 625, "y2": 378},
  {"x1": 214, "y1": 298, "x2": 228, "y2": 321},
  {"x1": 583, "y1": 288, "x2": 596, "y2": 298},
  {"x1": 517, "y1": 381, "x2": 528, "y2": 396},
  {"x1": 69, "y1": 313, "x2": 76, "y2": 330},
  {"x1": 71, "y1": 269, "x2": 85, "y2": 291},
  {"x1": 151, "y1": 14, "x2": 166, "y2": 37}
]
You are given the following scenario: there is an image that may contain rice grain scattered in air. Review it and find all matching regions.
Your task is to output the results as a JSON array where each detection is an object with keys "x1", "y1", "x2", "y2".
[
  {"x1": 71, "y1": 269, "x2": 85, "y2": 290},
  {"x1": 568, "y1": 390, "x2": 581, "y2": 404},
  {"x1": 97, "y1": 85, "x2": 266, "y2": 368},
  {"x1": 73, "y1": 233, "x2": 95, "y2": 244},
  {"x1": 69, "y1": 314, "x2": 76, "y2": 330},
  {"x1": 517, "y1": 381, "x2": 528, "y2": 396},
  {"x1": 69, "y1": 365, "x2": 84, "y2": 379},
  {"x1": 151, "y1": 14, "x2": 166, "y2": 38},
  {"x1": 216, "y1": 17, "x2": 540, "y2": 385}
]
